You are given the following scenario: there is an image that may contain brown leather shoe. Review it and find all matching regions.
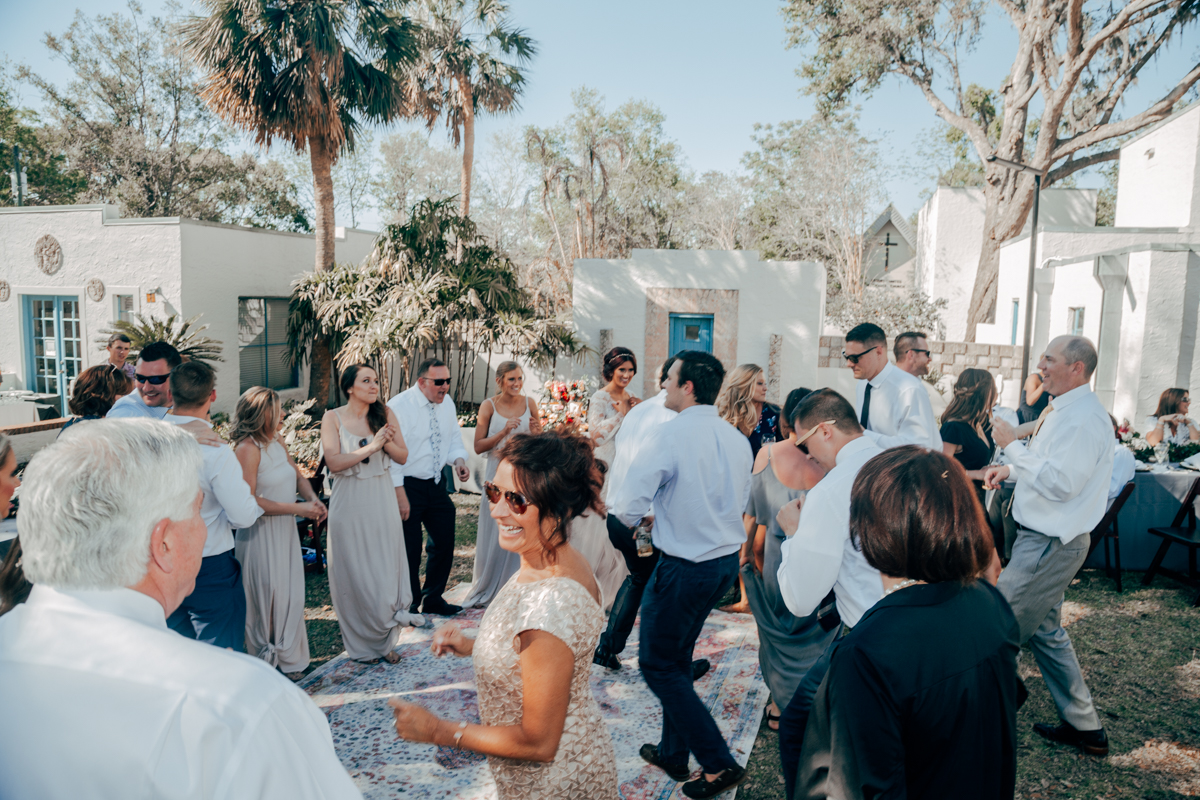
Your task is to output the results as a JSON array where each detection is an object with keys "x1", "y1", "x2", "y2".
[{"x1": 1033, "y1": 721, "x2": 1109, "y2": 756}]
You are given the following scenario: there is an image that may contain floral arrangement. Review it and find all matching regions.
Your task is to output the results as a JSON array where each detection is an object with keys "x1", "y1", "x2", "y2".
[
  {"x1": 538, "y1": 378, "x2": 594, "y2": 431},
  {"x1": 1120, "y1": 422, "x2": 1200, "y2": 463}
]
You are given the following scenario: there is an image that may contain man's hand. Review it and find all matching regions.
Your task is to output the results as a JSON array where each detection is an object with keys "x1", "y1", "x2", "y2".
[
  {"x1": 982, "y1": 465, "x2": 1011, "y2": 490},
  {"x1": 776, "y1": 497, "x2": 803, "y2": 537},
  {"x1": 639, "y1": 514, "x2": 654, "y2": 531},
  {"x1": 453, "y1": 458, "x2": 470, "y2": 483},
  {"x1": 180, "y1": 419, "x2": 222, "y2": 448},
  {"x1": 992, "y1": 417, "x2": 1017, "y2": 449},
  {"x1": 395, "y1": 486, "x2": 411, "y2": 521}
]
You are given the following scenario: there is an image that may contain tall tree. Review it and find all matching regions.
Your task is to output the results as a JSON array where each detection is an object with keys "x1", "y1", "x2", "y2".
[
  {"x1": 783, "y1": 0, "x2": 1200, "y2": 340},
  {"x1": 401, "y1": 0, "x2": 536, "y2": 218},
  {"x1": 183, "y1": 0, "x2": 420, "y2": 409},
  {"x1": 374, "y1": 129, "x2": 462, "y2": 220},
  {"x1": 0, "y1": 66, "x2": 84, "y2": 206}
]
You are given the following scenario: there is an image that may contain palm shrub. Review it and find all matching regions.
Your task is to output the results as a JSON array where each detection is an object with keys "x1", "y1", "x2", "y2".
[{"x1": 96, "y1": 313, "x2": 224, "y2": 364}]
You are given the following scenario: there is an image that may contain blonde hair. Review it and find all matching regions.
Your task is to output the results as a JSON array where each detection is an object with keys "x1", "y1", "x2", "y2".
[
  {"x1": 718, "y1": 364, "x2": 763, "y2": 436},
  {"x1": 231, "y1": 387, "x2": 282, "y2": 448},
  {"x1": 495, "y1": 361, "x2": 522, "y2": 386}
]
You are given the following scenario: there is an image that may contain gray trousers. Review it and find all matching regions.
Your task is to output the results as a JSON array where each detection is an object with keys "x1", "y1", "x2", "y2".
[{"x1": 997, "y1": 528, "x2": 1102, "y2": 731}]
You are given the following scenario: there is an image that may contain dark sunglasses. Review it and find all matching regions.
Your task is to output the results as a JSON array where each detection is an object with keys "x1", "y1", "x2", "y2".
[
  {"x1": 483, "y1": 481, "x2": 529, "y2": 515},
  {"x1": 908, "y1": 348, "x2": 931, "y2": 356},
  {"x1": 135, "y1": 373, "x2": 169, "y2": 385},
  {"x1": 423, "y1": 377, "x2": 451, "y2": 386},
  {"x1": 841, "y1": 346, "x2": 879, "y2": 365}
]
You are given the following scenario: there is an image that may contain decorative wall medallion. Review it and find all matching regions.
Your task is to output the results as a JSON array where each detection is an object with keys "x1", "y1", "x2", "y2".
[
  {"x1": 0, "y1": 280, "x2": 9, "y2": 302},
  {"x1": 87, "y1": 278, "x2": 106, "y2": 302},
  {"x1": 34, "y1": 235, "x2": 63, "y2": 276}
]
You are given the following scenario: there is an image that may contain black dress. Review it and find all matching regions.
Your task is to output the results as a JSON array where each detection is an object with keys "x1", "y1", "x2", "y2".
[
  {"x1": 748, "y1": 403, "x2": 781, "y2": 460},
  {"x1": 797, "y1": 581, "x2": 1019, "y2": 800},
  {"x1": 1018, "y1": 384, "x2": 1051, "y2": 424}
]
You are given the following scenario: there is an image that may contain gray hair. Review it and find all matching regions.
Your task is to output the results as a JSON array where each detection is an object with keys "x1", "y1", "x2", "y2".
[
  {"x1": 18, "y1": 419, "x2": 203, "y2": 589},
  {"x1": 1061, "y1": 336, "x2": 1098, "y2": 378},
  {"x1": 0, "y1": 433, "x2": 11, "y2": 468}
]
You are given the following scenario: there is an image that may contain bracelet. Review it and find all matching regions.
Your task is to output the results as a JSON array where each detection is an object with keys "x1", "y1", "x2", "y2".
[{"x1": 451, "y1": 721, "x2": 467, "y2": 748}]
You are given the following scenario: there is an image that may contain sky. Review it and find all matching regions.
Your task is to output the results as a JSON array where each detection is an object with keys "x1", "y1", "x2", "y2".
[{"x1": 5, "y1": 0, "x2": 1199, "y2": 231}]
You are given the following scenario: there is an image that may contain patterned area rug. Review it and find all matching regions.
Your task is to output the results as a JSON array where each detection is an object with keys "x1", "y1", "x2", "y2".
[{"x1": 301, "y1": 584, "x2": 768, "y2": 799}]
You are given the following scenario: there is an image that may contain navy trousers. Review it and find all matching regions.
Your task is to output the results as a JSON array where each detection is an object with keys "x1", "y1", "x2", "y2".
[
  {"x1": 638, "y1": 552, "x2": 740, "y2": 774},
  {"x1": 597, "y1": 513, "x2": 660, "y2": 656},
  {"x1": 167, "y1": 549, "x2": 247, "y2": 652}
]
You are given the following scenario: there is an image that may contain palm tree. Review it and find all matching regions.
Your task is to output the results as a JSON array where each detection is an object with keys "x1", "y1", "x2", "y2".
[
  {"x1": 401, "y1": 0, "x2": 535, "y2": 218},
  {"x1": 183, "y1": 0, "x2": 420, "y2": 410}
]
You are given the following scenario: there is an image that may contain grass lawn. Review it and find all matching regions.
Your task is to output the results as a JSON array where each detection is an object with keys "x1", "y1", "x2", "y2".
[{"x1": 305, "y1": 495, "x2": 1200, "y2": 799}]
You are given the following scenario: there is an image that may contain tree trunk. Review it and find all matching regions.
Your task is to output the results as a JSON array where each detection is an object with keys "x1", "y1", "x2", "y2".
[
  {"x1": 306, "y1": 134, "x2": 339, "y2": 411},
  {"x1": 964, "y1": 171, "x2": 1037, "y2": 341},
  {"x1": 460, "y1": 81, "x2": 475, "y2": 219}
]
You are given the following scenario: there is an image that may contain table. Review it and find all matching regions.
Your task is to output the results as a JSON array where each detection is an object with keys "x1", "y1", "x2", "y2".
[{"x1": 1084, "y1": 469, "x2": 1199, "y2": 573}]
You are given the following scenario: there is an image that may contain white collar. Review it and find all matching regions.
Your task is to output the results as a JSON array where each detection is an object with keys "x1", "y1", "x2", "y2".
[
  {"x1": 164, "y1": 413, "x2": 213, "y2": 428},
  {"x1": 26, "y1": 584, "x2": 168, "y2": 630},
  {"x1": 1047, "y1": 382, "x2": 1092, "y2": 411},
  {"x1": 866, "y1": 361, "x2": 898, "y2": 388},
  {"x1": 834, "y1": 435, "x2": 877, "y2": 467}
]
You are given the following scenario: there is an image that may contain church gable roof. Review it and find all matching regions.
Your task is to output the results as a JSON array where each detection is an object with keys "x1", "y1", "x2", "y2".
[{"x1": 866, "y1": 203, "x2": 915, "y2": 248}]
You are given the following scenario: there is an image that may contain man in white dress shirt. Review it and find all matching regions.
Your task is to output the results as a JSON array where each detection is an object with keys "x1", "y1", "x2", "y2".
[
  {"x1": 163, "y1": 361, "x2": 263, "y2": 650},
  {"x1": 593, "y1": 357, "x2": 679, "y2": 671},
  {"x1": 893, "y1": 330, "x2": 932, "y2": 377},
  {"x1": 985, "y1": 336, "x2": 1113, "y2": 756},
  {"x1": 0, "y1": 419, "x2": 361, "y2": 799},
  {"x1": 612, "y1": 351, "x2": 753, "y2": 798},
  {"x1": 773, "y1": 388, "x2": 884, "y2": 798},
  {"x1": 387, "y1": 358, "x2": 470, "y2": 616},
  {"x1": 843, "y1": 322, "x2": 942, "y2": 450}
]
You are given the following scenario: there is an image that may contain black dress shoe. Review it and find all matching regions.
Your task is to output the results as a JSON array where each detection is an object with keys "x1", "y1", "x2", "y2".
[
  {"x1": 691, "y1": 658, "x2": 710, "y2": 681},
  {"x1": 422, "y1": 599, "x2": 463, "y2": 616},
  {"x1": 639, "y1": 743, "x2": 691, "y2": 782},
  {"x1": 593, "y1": 648, "x2": 622, "y2": 671},
  {"x1": 1033, "y1": 721, "x2": 1109, "y2": 756},
  {"x1": 681, "y1": 765, "x2": 746, "y2": 798}
]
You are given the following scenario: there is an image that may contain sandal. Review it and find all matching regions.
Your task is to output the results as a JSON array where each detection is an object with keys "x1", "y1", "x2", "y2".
[
  {"x1": 382, "y1": 650, "x2": 401, "y2": 665},
  {"x1": 765, "y1": 705, "x2": 781, "y2": 731}
]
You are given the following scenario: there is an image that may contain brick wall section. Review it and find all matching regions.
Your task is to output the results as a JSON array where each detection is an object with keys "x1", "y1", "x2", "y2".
[{"x1": 819, "y1": 336, "x2": 1026, "y2": 380}]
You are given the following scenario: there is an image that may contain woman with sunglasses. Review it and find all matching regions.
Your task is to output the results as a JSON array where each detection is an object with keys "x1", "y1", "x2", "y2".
[
  {"x1": 463, "y1": 361, "x2": 543, "y2": 609},
  {"x1": 390, "y1": 431, "x2": 619, "y2": 799},
  {"x1": 320, "y1": 364, "x2": 421, "y2": 665}
]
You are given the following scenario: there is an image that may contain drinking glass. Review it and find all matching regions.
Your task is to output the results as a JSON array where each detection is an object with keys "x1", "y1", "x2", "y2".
[{"x1": 1154, "y1": 442, "x2": 1171, "y2": 466}]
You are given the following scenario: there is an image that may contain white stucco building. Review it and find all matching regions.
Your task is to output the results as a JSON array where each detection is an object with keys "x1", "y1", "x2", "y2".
[
  {"x1": 973, "y1": 102, "x2": 1200, "y2": 426},
  {"x1": 572, "y1": 250, "x2": 826, "y2": 401},
  {"x1": 0, "y1": 204, "x2": 377, "y2": 418}
]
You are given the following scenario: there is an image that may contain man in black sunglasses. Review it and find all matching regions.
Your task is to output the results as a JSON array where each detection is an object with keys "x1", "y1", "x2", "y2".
[
  {"x1": 893, "y1": 331, "x2": 932, "y2": 378},
  {"x1": 106, "y1": 341, "x2": 182, "y2": 420}
]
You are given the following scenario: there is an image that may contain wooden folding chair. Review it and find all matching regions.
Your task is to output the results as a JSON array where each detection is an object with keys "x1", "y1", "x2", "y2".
[
  {"x1": 1142, "y1": 474, "x2": 1200, "y2": 605},
  {"x1": 1087, "y1": 481, "x2": 1135, "y2": 592},
  {"x1": 296, "y1": 457, "x2": 329, "y2": 574}
]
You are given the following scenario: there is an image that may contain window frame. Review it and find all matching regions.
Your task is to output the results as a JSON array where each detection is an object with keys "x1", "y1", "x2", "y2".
[{"x1": 237, "y1": 296, "x2": 298, "y2": 393}]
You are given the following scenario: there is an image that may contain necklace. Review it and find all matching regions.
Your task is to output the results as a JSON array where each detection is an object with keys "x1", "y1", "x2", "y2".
[{"x1": 883, "y1": 578, "x2": 923, "y2": 597}]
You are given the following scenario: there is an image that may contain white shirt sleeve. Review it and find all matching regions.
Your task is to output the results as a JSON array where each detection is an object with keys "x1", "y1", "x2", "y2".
[
  {"x1": 222, "y1": 687, "x2": 363, "y2": 799},
  {"x1": 1109, "y1": 445, "x2": 1136, "y2": 499},
  {"x1": 776, "y1": 494, "x2": 845, "y2": 618},
  {"x1": 211, "y1": 451, "x2": 265, "y2": 530},
  {"x1": 611, "y1": 429, "x2": 671, "y2": 529},
  {"x1": 863, "y1": 383, "x2": 941, "y2": 450},
  {"x1": 1003, "y1": 420, "x2": 1107, "y2": 502},
  {"x1": 444, "y1": 402, "x2": 469, "y2": 465}
]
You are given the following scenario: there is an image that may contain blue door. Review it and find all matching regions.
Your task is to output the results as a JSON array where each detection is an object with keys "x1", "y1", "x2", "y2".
[
  {"x1": 668, "y1": 313, "x2": 714, "y2": 356},
  {"x1": 24, "y1": 295, "x2": 83, "y2": 416}
]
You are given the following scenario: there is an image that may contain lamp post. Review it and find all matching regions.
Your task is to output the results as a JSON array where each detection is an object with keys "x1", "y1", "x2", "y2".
[{"x1": 986, "y1": 154, "x2": 1045, "y2": 391}]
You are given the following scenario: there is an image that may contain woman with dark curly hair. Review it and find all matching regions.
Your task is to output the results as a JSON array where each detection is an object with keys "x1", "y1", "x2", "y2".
[
  {"x1": 390, "y1": 430, "x2": 619, "y2": 799},
  {"x1": 797, "y1": 446, "x2": 1017, "y2": 800},
  {"x1": 60, "y1": 365, "x2": 134, "y2": 435},
  {"x1": 588, "y1": 347, "x2": 640, "y2": 491}
]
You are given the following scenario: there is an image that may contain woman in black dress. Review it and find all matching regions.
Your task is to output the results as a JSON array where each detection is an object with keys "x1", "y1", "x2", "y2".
[
  {"x1": 1018, "y1": 371, "x2": 1051, "y2": 424},
  {"x1": 797, "y1": 446, "x2": 1017, "y2": 800},
  {"x1": 939, "y1": 368, "x2": 996, "y2": 505}
]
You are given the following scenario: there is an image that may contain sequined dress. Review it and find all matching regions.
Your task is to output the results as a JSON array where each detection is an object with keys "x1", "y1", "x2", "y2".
[{"x1": 472, "y1": 575, "x2": 619, "y2": 799}]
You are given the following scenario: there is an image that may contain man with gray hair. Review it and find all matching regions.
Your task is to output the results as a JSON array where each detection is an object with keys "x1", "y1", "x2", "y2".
[
  {"x1": 985, "y1": 335, "x2": 1113, "y2": 756},
  {"x1": 0, "y1": 419, "x2": 361, "y2": 797}
]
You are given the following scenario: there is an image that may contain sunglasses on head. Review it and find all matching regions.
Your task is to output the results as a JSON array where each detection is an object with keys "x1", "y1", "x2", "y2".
[
  {"x1": 794, "y1": 420, "x2": 835, "y2": 454},
  {"x1": 841, "y1": 346, "x2": 879, "y2": 365},
  {"x1": 135, "y1": 373, "x2": 169, "y2": 385},
  {"x1": 483, "y1": 481, "x2": 529, "y2": 515},
  {"x1": 423, "y1": 377, "x2": 451, "y2": 386}
]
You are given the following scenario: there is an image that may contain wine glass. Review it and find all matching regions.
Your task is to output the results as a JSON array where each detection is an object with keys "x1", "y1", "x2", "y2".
[{"x1": 1154, "y1": 441, "x2": 1171, "y2": 467}]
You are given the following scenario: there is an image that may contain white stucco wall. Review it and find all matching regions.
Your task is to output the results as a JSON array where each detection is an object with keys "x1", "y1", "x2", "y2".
[
  {"x1": 1115, "y1": 104, "x2": 1200, "y2": 229},
  {"x1": 0, "y1": 205, "x2": 380, "y2": 418},
  {"x1": 572, "y1": 250, "x2": 826, "y2": 399}
]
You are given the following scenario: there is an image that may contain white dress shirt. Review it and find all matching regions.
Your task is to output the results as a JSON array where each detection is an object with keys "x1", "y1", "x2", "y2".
[
  {"x1": 604, "y1": 390, "x2": 678, "y2": 503},
  {"x1": 1109, "y1": 442, "x2": 1136, "y2": 501},
  {"x1": 107, "y1": 388, "x2": 169, "y2": 420},
  {"x1": 0, "y1": 585, "x2": 361, "y2": 799},
  {"x1": 387, "y1": 385, "x2": 469, "y2": 487},
  {"x1": 164, "y1": 416, "x2": 263, "y2": 557},
  {"x1": 611, "y1": 404, "x2": 752, "y2": 562},
  {"x1": 777, "y1": 436, "x2": 884, "y2": 628},
  {"x1": 1003, "y1": 383, "x2": 1115, "y2": 543},
  {"x1": 855, "y1": 362, "x2": 943, "y2": 450}
]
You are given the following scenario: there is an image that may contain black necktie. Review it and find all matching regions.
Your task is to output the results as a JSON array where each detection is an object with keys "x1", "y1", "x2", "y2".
[{"x1": 860, "y1": 382, "x2": 872, "y2": 430}]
